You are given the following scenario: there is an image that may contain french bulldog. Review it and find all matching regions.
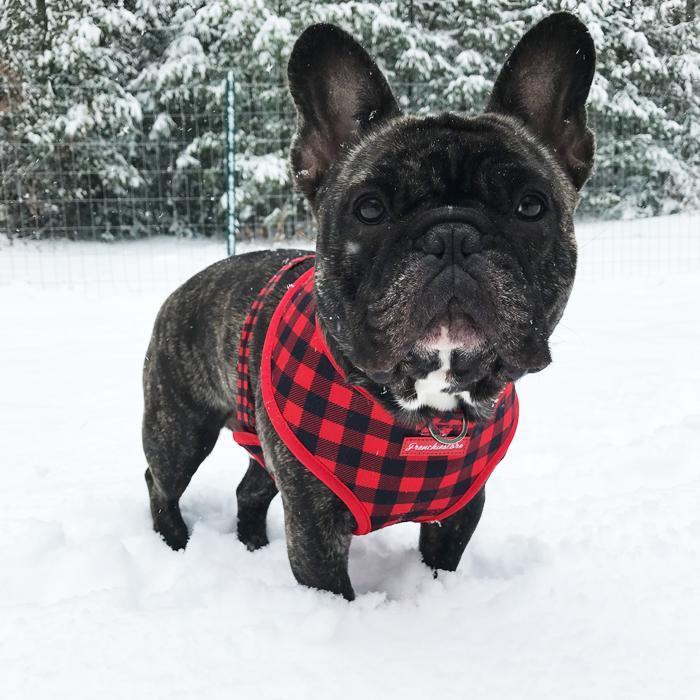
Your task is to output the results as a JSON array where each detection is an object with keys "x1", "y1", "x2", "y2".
[{"x1": 142, "y1": 12, "x2": 596, "y2": 600}]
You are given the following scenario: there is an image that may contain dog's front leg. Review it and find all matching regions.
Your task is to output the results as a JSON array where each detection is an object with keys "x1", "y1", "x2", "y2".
[
  {"x1": 275, "y1": 462, "x2": 356, "y2": 600},
  {"x1": 419, "y1": 487, "x2": 486, "y2": 573}
]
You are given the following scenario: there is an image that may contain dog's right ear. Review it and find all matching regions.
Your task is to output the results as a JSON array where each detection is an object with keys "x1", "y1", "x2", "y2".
[
  {"x1": 486, "y1": 12, "x2": 596, "y2": 190},
  {"x1": 287, "y1": 24, "x2": 400, "y2": 207}
]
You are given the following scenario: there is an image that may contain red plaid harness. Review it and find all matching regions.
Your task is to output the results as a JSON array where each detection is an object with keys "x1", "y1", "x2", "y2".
[{"x1": 233, "y1": 256, "x2": 519, "y2": 535}]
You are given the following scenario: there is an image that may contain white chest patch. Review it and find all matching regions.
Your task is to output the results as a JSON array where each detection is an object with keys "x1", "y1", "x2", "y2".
[{"x1": 397, "y1": 347, "x2": 474, "y2": 411}]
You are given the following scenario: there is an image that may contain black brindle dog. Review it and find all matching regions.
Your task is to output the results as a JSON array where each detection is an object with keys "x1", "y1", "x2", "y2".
[{"x1": 143, "y1": 12, "x2": 596, "y2": 599}]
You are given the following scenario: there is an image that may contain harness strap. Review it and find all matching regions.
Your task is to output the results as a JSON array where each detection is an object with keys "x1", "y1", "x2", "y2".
[{"x1": 235, "y1": 255, "x2": 314, "y2": 434}]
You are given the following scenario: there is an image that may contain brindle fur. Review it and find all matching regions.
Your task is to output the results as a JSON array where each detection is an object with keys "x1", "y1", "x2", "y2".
[{"x1": 143, "y1": 13, "x2": 596, "y2": 599}]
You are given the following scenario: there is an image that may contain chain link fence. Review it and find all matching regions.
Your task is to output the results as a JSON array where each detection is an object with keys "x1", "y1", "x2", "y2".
[
  {"x1": 1, "y1": 77, "x2": 698, "y2": 291},
  {"x1": 0, "y1": 83, "x2": 227, "y2": 242}
]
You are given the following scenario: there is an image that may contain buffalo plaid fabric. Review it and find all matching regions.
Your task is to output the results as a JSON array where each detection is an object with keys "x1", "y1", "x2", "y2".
[
  {"x1": 236, "y1": 255, "x2": 314, "y2": 432},
  {"x1": 234, "y1": 261, "x2": 519, "y2": 535}
]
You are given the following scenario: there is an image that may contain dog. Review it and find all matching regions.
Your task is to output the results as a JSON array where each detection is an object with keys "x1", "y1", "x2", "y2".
[{"x1": 142, "y1": 12, "x2": 596, "y2": 600}]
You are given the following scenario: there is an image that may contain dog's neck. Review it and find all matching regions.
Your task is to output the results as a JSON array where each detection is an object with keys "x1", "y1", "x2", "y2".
[{"x1": 394, "y1": 347, "x2": 475, "y2": 413}]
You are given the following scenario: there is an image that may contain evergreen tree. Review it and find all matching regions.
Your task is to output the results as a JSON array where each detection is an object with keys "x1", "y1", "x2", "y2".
[{"x1": 1, "y1": 0, "x2": 147, "y2": 239}]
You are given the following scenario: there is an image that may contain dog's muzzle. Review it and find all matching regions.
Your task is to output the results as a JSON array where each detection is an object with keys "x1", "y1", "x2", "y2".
[{"x1": 410, "y1": 207, "x2": 552, "y2": 374}]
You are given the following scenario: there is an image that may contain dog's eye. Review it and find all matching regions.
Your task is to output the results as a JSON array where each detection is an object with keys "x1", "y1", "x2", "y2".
[
  {"x1": 354, "y1": 196, "x2": 386, "y2": 225},
  {"x1": 516, "y1": 194, "x2": 546, "y2": 221}
]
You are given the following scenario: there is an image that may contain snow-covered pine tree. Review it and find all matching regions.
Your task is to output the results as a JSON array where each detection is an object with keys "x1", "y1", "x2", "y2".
[
  {"x1": 130, "y1": 0, "x2": 293, "y2": 237},
  {"x1": 567, "y1": 0, "x2": 700, "y2": 216},
  {"x1": 0, "y1": 0, "x2": 148, "y2": 239}
]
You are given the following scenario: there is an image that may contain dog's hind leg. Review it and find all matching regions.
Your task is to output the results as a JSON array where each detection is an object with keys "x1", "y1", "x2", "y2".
[
  {"x1": 236, "y1": 459, "x2": 278, "y2": 551},
  {"x1": 142, "y1": 392, "x2": 223, "y2": 551},
  {"x1": 419, "y1": 487, "x2": 486, "y2": 573}
]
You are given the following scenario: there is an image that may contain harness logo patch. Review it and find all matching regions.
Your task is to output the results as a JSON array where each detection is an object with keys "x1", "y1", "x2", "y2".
[{"x1": 400, "y1": 436, "x2": 469, "y2": 458}]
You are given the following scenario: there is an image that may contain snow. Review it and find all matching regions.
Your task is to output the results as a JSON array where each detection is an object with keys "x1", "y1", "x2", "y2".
[
  {"x1": 1, "y1": 214, "x2": 699, "y2": 698},
  {"x1": 237, "y1": 153, "x2": 291, "y2": 186},
  {"x1": 60, "y1": 103, "x2": 94, "y2": 138}
]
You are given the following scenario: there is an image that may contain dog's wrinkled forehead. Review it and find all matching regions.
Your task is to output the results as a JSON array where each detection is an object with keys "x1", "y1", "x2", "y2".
[{"x1": 333, "y1": 114, "x2": 576, "y2": 214}]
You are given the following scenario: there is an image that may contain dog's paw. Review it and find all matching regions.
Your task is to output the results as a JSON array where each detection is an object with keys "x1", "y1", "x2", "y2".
[
  {"x1": 237, "y1": 523, "x2": 269, "y2": 552},
  {"x1": 152, "y1": 505, "x2": 189, "y2": 551}
]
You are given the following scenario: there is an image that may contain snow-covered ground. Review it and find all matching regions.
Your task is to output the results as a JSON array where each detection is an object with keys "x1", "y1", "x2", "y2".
[{"x1": 1, "y1": 214, "x2": 699, "y2": 699}]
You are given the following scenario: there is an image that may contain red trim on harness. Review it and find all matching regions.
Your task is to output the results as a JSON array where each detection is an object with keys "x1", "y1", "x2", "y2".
[
  {"x1": 231, "y1": 431, "x2": 265, "y2": 468},
  {"x1": 232, "y1": 431, "x2": 261, "y2": 446}
]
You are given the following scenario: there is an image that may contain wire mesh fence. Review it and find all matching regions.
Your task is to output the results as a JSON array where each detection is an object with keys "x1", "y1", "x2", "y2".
[
  {"x1": 0, "y1": 83, "x2": 227, "y2": 242},
  {"x1": 1, "y1": 76, "x2": 698, "y2": 292}
]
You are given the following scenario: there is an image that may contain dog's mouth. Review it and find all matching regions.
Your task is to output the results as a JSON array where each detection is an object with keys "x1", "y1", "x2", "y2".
[
  {"x1": 420, "y1": 264, "x2": 552, "y2": 375},
  {"x1": 362, "y1": 277, "x2": 551, "y2": 418},
  {"x1": 417, "y1": 299, "x2": 485, "y2": 351}
]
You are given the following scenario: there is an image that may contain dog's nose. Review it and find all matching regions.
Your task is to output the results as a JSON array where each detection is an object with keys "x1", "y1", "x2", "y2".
[{"x1": 415, "y1": 223, "x2": 481, "y2": 261}]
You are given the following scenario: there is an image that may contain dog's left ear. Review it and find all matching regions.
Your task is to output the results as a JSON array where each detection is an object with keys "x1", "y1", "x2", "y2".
[
  {"x1": 486, "y1": 12, "x2": 596, "y2": 190},
  {"x1": 287, "y1": 23, "x2": 400, "y2": 207}
]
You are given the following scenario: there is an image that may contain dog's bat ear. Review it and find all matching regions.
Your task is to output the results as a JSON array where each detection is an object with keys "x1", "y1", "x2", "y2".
[
  {"x1": 486, "y1": 12, "x2": 596, "y2": 190},
  {"x1": 288, "y1": 23, "x2": 400, "y2": 206}
]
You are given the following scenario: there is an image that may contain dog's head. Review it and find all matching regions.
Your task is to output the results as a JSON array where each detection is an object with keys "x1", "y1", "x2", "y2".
[{"x1": 287, "y1": 12, "x2": 595, "y2": 421}]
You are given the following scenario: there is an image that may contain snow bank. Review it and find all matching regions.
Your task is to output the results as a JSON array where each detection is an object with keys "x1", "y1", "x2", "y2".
[{"x1": 1, "y1": 214, "x2": 698, "y2": 698}]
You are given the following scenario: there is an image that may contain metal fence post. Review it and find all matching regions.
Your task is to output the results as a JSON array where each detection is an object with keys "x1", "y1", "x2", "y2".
[{"x1": 225, "y1": 70, "x2": 237, "y2": 256}]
